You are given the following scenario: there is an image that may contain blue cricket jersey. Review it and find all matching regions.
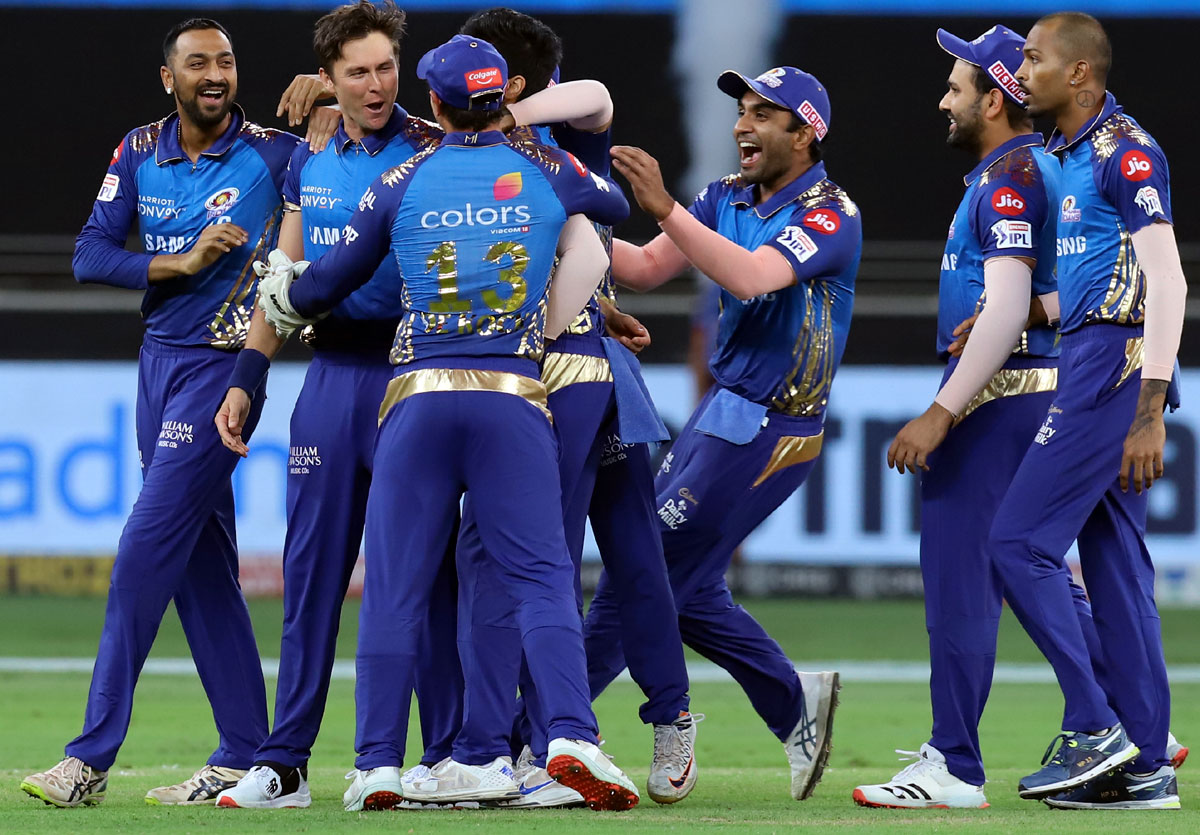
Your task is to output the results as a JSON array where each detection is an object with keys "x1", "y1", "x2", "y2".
[
  {"x1": 938, "y1": 134, "x2": 1060, "y2": 361},
  {"x1": 1046, "y1": 93, "x2": 1173, "y2": 333},
  {"x1": 283, "y1": 104, "x2": 441, "y2": 349},
  {"x1": 688, "y1": 162, "x2": 861, "y2": 417},
  {"x1": 288, "y1": 129, "x2": 629, "y2": 364},
  {"x1": 73, "y1": 106, "x2": 299, "y2": 348}
]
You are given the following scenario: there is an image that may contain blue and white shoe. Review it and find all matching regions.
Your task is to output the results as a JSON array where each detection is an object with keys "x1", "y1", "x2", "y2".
[
  {"x1": 1042, "y1": 765, "x2": 1181, "y2": 810},
  {"x1": 1018, "y1": 725, "x2": 1139, "y2": 799}
]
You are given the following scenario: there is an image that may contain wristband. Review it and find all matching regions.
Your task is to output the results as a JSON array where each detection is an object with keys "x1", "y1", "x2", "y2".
[{"x1": 227, "y1": 348, "x2": 271, "y2": 397}]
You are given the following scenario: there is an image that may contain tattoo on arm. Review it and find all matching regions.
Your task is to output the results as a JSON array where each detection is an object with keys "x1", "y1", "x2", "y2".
[{"x1": 1130, "y1": 379, "x2": 1169, "y2": 433}]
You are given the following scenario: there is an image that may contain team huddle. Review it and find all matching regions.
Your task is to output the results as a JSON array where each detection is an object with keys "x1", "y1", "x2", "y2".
[{"x1": 18, "y1": 1, "x2": 1188, "y2": 816}]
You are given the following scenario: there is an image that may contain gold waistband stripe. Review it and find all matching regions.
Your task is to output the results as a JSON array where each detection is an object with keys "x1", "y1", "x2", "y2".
[
  {"x1": 379, "y1": 367, "x2": 552, "y2": 425},
  {"x1": 540, "y1": 352, "x2": 613, "y2": 395},
  {"x1": 956, "y1": 366, "x2": 1059, "y2": 425}
]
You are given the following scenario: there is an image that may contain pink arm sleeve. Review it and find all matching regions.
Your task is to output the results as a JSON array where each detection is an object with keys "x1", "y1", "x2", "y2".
[
  {"x1": 611, "y1": 233, "x2": 692, "y2": 292},
  {"x1": 1132, "y1": 222, "x2": 1188, "y2": 381},
  {"x1": 657, "y1": 203, "x2": 795, "y2": 300},
  {"x1": 546, "y1": 215, "x2": 608, "y2": 339},
  {"x1": 1038, "y1": 292, "x2": 1060, "y2": 325},
  {"x1": 933, "y1": 258, "x2": 1033, "y2": 417},
  {"x1": 507, "y1": 80, "x2": 613, "y2": 132}
]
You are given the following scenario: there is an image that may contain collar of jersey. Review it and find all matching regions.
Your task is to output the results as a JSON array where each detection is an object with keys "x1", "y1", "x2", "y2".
[
  {"x1": 729, "y1": 161, "x2": 827, "y2": 219},
  {"x1": 1045, "y1": 91, "x2": 1122, "y2": 156},
  {"x1": 334, "y1": 103, "x2": 410, "y2": 156},
  {"x1": 156, "y1": 105, "x2": 246, "y2": 165},
  {"x1": 441, "y1": 130, "x2": 508, "y2": 148},
  {"x1": 963, "y1": 132, "x2": 1044, "y2": 186}
]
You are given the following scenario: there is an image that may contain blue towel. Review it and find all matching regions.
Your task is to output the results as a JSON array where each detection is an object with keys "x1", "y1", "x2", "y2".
[
  {"x1": 601, "y1": 337, "x2": 670, "y2": 443},
  {"x1": 694, "y1": 386, "x2": 768, "y2": 445},
  {"x1": 1168, "y1": 359, "x2": 1182, "y2": 412}
]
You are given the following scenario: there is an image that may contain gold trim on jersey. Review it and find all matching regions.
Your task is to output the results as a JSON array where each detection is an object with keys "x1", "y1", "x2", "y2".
[
  {"x1": 771, "y1": 282, "x2": 836, "y2": 416},
  {"x1": 378, "y1": 368, "x2": 552, "y2": 426},
  {"x1": 1116, "y1": 336, "x2": 1145, "y2": 390},
  {"x1": 207, "y1": 212, "x2": 278, "y2": 349},
  {"x1": 956, "y1": 366, "x2": 1059, "y2": 425},
  {"x1": 541, "y1": 353, "x2": 612, "y2": 395},
  {"x1": 751, "y1": 431, "x2": 825, "y2": 488}
]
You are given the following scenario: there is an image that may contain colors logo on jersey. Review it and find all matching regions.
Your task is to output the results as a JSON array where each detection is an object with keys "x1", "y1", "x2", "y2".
[
  {"x1": 204, "y1": 187, "x2": 240, "y2": 220},
  {"x1": 802, "y1": 209, "x2": 840, "y2": 235},
  {"x1": 1121, "y1": 149, "x2": 1154, "y2": 181},
  {"x1": 987, "y1": 60, "x2": 1027, "y2": 103},
  {"x1": 465, "y1": 67, "x2": 502, "y2": 92},
  {"x1": 1061, "y1": 195, "x2": 1081, "y2": 223},
  {"x1": 991, "y1": 219, "x2": 1032, "y2": 249},
  {"x1": 992, "y1": 187, "x2": 1026, "y2": 216},
  {"x1": 799, "y1": 100, "x2": 828, "y2": 140},
  {"x1": 1135, "y1": 185, "x2": 1164, "y2": 217},
  {"x1": 565, "y1": 152, "x2": 588, "y2": 177},
  {"x1": 493, "y1": 172, "x2": 523, "y2": 201},
  {"x1": 776, "y1": 226, "x2": 819, "y2": 263}
]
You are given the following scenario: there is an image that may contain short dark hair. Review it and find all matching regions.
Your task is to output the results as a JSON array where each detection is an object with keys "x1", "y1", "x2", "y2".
[
  {"x1": 1037, "y1": 11, "x2": 1112, "y2": 84},
  {"x1": 163, "y1": 18, "x2": 232, "y2": 66},
  {"x1": 783, "y1": 110, "x2": 823, "y2": 163},
  {"x1": 438, "y1": 98, "x2": 508, "y2": 132},
  {"x1": 313, "y1": 0, "x2": 406, "y2": 75},
  {"x1": 460, "y1": 8, "x2": 562, "y2": 100},
  {"x1": 969, "y1": 66, "x2": 1033, "y2": 130}
]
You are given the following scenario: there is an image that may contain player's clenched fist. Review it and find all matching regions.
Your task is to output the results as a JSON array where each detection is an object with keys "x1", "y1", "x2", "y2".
[
  {"x1": 611, "y1": 145, "x2": 676, "y2": 222},
  {"x1": 181, "y1": 223, "x2": 249, "y2": 275}
]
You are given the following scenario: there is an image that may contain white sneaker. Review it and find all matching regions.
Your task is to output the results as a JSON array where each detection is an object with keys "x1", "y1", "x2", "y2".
[
  {"x1": 647, "y1": 712, "x2": 704, "y2": 804},
  {"x1": 853, "y1": 744, "x2": 989, "y2": 809},
  {"x1": 403, "y1": 757, "x2": 520, "y2": 803},
  {"x1": 512, "y1": 745, "x2": 537, "y2": 779},
  {"x1": 343, "y1": 767, "x2": 403, "y2": 811},
  {"x1": 401, "y1": 762, "x2": 435, "y2": 793},
  {"x1": 785, "y1": 671, "x2": 840, "y2": 800},
  {"x1": 1167, "y1": 731, "x2": 1189, "y2": 769},
  {"x1": 216, "y1": 765, "x2": 311, "y2": 809},
  {"x1": 145, "y1": 764, "x2": 245, "y2": 805},
  {"x1": 21, "y1": 757, "x2": 107, "y2": 808},
  {"x1": 494, "y1": 766, "x2": 586, "y2": 808},
  {"x1": 546, "y1": 737, "x2": 639, "y2": 811}
]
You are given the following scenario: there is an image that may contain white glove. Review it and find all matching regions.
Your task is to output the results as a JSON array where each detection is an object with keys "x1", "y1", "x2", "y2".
[{"x1": 253, "y1": 249, "x2": 313, "y2": 339}]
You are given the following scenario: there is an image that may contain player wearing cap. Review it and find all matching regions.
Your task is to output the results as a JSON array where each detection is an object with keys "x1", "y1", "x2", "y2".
[
  {"x1": 19, "y1": 19, "x2": 300, "y2": 810},
  {"x1": 253, "y1": 35, "x2": 640, "y2": 812},
  {"x1": 602, "y1": 66, "x2": 857, "y2": 801},
  {"x1": 852, "y1": 25, "x2": 1062, "y2": 809},
  {"x1": 207, "y1": 2, "x2": 455, "y2": 811},
  {"x1": 989, "y1": 12, "x2": 1185, "y2": 810}
]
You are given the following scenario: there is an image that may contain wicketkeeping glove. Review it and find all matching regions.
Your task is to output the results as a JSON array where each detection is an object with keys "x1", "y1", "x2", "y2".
[{"x1": 253, "y1": 249, "x2": 313, "y2": 339}]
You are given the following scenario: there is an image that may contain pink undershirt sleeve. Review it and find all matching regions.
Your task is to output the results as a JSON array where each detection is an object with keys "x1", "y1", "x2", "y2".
[
  {"x1": 507, "y1": 80, "x2": 613, "y2": 132},
  {"x1": 611, "y1": 233, "x2": 692, "y2": 291},
  {"x1": 1132, "y1": 222, "x2": 1188, "y2": 381},
  {"x1": 546, "y1": 214, "x2": 608, "y2": 339}
]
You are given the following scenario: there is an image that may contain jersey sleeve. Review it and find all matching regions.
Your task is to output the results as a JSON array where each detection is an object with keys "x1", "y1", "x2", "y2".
[
  {"x1": 289, "y1": 174, "x2": 400, "y2": 318},
  {"x1": 972, "y1": 173, "x2": 1047, "y2": 262},
  {"x1": 282, "y1": 143, "x2": 310, "y2": 211},
  {"x1": 762, "y1": 203, "x2": 860, "y2": 283},
  {"x1": 245, "y1": 128, "x2": 303, "y2": 196},
  {"x1": 1099, "y1": 140, "x2": 1172, "y2": 233},
  {"x1": 540, "y1": 147, "x2": 629, "y2": 227},
  {"x1": 685, "y1": 181, "x2": 723, "y2": 231},
  {"x1": 551, "y1": 124, "x2": 612, "y2": 176},
  {"x1": 71, "y1": 132, "x2": 154, "y2": 290}
]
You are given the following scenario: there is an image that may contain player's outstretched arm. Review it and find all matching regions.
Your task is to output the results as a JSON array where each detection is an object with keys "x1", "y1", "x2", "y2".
[
  {"x1": 547, "y1": 215, "x2": 609, "y2": 338},
  {"x1": 509, "y1": 79, "x2": 613, "y2": 132},
  {"x1": 611, "y1": 235, "x2": 690, "y2": 292},
  {"x1": 278, "y1": 73, "x2": 336, "y2": 127}
]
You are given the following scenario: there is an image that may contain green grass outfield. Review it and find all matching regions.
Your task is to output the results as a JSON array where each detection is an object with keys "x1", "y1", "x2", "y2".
[{"x1": 2, "y1": 596, "x2": 1198, "y2": 833}]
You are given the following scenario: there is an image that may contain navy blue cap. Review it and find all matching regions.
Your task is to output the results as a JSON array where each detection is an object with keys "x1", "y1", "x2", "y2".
[
  {"x1": 717, "y1": 66, "x2": 831, "y2": 141},
  {"x1": 417, "y1": 34, "x2": 508, "y2": 111},
  {"x1": 936, "y1": 25, "x2": 1028, "y2": 107}
]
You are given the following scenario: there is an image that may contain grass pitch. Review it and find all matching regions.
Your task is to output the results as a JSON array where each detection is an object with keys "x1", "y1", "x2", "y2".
[{"x1": 2, "y1": 597, "x2": 1198, "y2": 832}]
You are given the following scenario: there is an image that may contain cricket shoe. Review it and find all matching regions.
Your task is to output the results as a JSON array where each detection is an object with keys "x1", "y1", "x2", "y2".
[
  {"x1": 216, "y1": 763, "x2": 311, "y2": 809},
  {"x1": 21, "y1": 757, "x2": 107, "y2": 808},
  {"x1": 492, "y1": 766, "x2": 585, "y2": 808},
  {"x1": 852, "y1": 744, "x2": 988, "y2": 809},
  {"x1": 403, "y1": 757, "x2": 520, "y2": 804},
  {"x1": 1167, "y1": 731, "x2": 1189, "y2": 769},
  {"x1": 785, "y1": 670, "x2": 840, "y2": 800},
  {"x1": 343, "y1": 766, "x2": 403, "y2": 811},
  {"x1": 647, "y1": 712, "x2": 704, "y2": 803},
  {"x1": 400, "y1": 762, "x2": 436, "y2": 794},
  {"x1": 145, "y1": 764, "x2": 245, "y2": 805},
  {"x1": 1042, "y1": 765, "x2": 1181, "y2": 810},
  {"x1": 547, "y1": 737, "x2": 639, "y2": 811},
  {"x1": 1018, "y1": 725, "x2": 1139, "y2": 799}
]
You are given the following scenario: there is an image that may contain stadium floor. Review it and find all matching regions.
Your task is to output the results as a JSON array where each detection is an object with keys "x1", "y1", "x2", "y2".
[{"x1": 3, "y1": 597, "x2": 1198, "y2": 832}]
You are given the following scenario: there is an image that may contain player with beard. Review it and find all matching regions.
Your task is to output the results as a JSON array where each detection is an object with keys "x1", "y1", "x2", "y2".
[
  {"x1": 989, "y1": 12, "x2": 1185, "y2": 810},
  {"x1": 600, "y1": 65, "x2": 855, "y2": 802},
  {"x1": 20, "y1": 19, "x2": 299, "y2": 809}
]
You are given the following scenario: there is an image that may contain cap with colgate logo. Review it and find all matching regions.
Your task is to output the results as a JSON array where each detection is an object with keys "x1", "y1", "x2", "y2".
[
  {"x1": 417, "y1": 34, "x2": 508, "y2": 111},
  {"x1": 716, "y1": 66, "x2": 831, "y2": 142},
  {"x1": 936, "y1": 25, "x2": 1028, "y2": 107}
]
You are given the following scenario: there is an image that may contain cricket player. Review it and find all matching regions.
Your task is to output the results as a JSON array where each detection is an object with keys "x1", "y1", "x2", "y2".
[
  {"x1": 851, "y1": 25, "x2": 1062, "y2": 809},
  {"x1": 600, "y1": 65, "x2": 855, "y2": 801},
  {"x1": 20, "y1": 19, "x2": 299, "y2": 808},
  {"x1": 991, "y1": 12, "x2": 1185, "y2": 810},
  {"x1": 208, "y1": 2, "x2": 451, "y2": 811},
  {"x1": 254, "y1": 34, "x2": 641, "y2": 812}
]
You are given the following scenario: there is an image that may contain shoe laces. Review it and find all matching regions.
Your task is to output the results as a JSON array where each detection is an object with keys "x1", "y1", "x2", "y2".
[
  {"x1": 653, "y1": 713, "x2": 705, "y2": 774},
  {"x1": 247, "y1": 765, "x2": 280, "y2": 793},
  {"x1": 890, "y1": 749, "x2": 939, "y2": 782},
  {"x1": 1041, "y1": 733, "x2": 1079, "y2": 766},
  {"x1": 45, "y1": 757, "x2": 88, "y2": 788},
  {"x1": 401, "y1": 763, "x2": 432, "y2": 784}
]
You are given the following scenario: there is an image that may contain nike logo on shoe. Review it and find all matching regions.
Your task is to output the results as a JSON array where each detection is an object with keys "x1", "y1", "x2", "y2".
[
  {"x1": 668, "y1": 759, "x2": 694, "y2": 789},
  {"x1": 519, "y1": 780, "x2": 554, "y2": 796}
]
